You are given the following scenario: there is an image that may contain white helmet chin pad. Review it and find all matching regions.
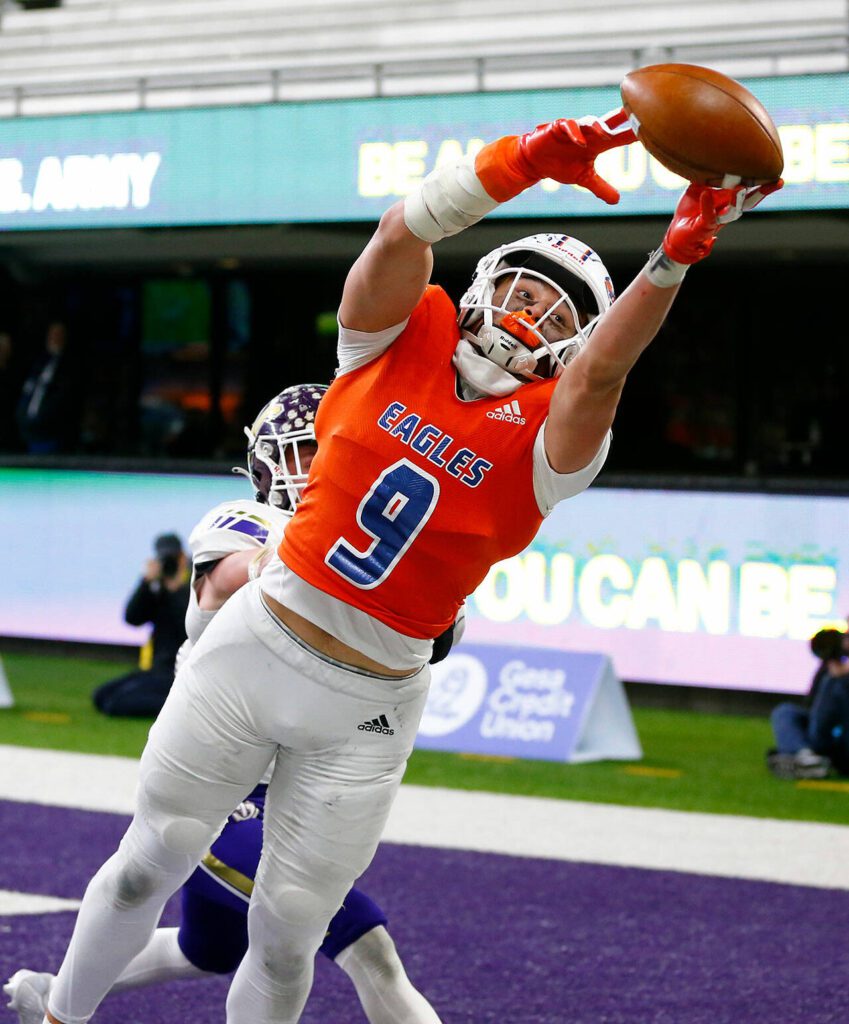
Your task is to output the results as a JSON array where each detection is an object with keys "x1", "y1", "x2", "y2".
[
  {"x1": 475, "y1": 323, "x2": 540, "y2": 376},
  {"x1": 458, "y1": 233, "x2": 615, "y2": 380}
]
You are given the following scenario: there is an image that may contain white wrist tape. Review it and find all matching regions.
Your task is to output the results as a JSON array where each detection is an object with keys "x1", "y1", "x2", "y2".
[
  {"x1": 403, "y1": 155, "x2": 500, "y2": 244},
  {"x1": 644, "y1": 247, "x2": 689, "y2": 288}
]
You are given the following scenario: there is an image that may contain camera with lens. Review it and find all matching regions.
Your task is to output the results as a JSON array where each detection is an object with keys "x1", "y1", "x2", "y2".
[
  {"x1": 154, "y1": 533, "x2": 183, "y2": 580},
  {"x1": 810, "y1": 628, "x2": 847, "y2": 661},
  {"x1": 159, "y1": 553, "x2": 179, "y2": 578}
]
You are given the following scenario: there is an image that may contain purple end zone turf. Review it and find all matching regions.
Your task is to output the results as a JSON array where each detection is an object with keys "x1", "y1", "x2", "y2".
[{"x1": 1, "y1": 799, "x2": 848, "y2": 1023}]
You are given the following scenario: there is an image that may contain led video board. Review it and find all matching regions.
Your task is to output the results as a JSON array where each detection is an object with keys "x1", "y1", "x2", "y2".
[
  {"x1": 0, "y1": 72, "x2": 845, "y2": 229},
  {"x1": 1, "y1": 468, "x2": 843, "y2": 694}
]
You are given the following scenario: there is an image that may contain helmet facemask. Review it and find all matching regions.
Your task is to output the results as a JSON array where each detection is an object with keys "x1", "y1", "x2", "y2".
[
  {"x1": 244, "y1": 424, "x2": 317, "y2": 513},
  {"x1": 235, "y1": 384, "x2": 326, "y2": 516},
  {"x1": 458, "y1": 235, "x2": 614, "y2": 384}
]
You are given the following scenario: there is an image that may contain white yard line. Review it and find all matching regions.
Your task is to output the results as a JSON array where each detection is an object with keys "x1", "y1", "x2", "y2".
[
  {"x1": 387, "y1": 785, "x2": 849, "y2": 890},
  {"x1": 0, "y1": 891, "x2": 80, "y2": 916},
  {"x1": 0, "y1": 745, "x2": 141, "y2": 814},
  {"x1": 2, "y1": 744, "x2": 848, "y2": 891}
]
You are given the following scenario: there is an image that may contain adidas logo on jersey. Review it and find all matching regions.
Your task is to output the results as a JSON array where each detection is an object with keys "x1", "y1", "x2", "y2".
[
  {"x1": 486, "y1": 400, "x2": 526, "y2": 425},
  {"x1": 358, "y1": 713, "x2": 395, "y2": 736}
]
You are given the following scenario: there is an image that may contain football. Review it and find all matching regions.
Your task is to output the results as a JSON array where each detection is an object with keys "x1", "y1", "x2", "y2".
[{"x1": 620, "y1": 63, "x2": 784, "y2": 185}]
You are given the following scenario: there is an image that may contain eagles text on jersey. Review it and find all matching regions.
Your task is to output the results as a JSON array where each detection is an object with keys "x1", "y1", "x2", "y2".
[{"x1": 377, "y1": 401, "x2": 493, "y2": 489}]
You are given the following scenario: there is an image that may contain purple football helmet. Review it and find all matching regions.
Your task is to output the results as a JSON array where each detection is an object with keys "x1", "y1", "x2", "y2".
[{"x1": 241, "y1": 384, "x2": 326, "y2": 513}]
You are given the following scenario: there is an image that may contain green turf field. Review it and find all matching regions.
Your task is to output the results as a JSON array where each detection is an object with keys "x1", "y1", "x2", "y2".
[{"x1": 1, "y1": 650, "x2": 847, "y2": 825}]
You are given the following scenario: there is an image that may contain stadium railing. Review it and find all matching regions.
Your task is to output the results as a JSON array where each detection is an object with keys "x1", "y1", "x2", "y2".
[{"x1": 0, "y1": 0, "x2": 846, "y2": 116}]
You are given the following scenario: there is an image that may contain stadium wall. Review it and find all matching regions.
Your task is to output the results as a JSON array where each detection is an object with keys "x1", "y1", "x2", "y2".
[{"x1": 2, "y1": 467, "x2": 843, "y2": 696}]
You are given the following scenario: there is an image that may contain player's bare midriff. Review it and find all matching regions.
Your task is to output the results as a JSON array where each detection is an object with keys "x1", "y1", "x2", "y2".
[{"x1": 261, "y1": 591, "x2": 415, "y2": 678}]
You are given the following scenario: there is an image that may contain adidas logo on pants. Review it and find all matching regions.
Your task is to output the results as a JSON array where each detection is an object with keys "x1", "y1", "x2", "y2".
[{"x1": 358, "y1": 714, "x2": 395, "y2": 736}]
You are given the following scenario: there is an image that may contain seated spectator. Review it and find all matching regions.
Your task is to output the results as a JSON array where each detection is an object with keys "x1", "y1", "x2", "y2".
[
  {"x1": 15, "y1": 320, "x2": 80, "y2": 455},
  {"x1": 767, "y1": 624, "x2": 849, "y2": 779},
  {"x1": 92, "y1": 534, "x2": 190, "y2": 718}
]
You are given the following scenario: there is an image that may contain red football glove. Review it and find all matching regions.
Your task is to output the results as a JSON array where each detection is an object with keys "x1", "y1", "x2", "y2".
[
  {"x1": 475, "y1": 108, "x2": 637, "y2": 205},
  {"x1": 663, "y1": 179, "x2": 784, "y2": 264}
]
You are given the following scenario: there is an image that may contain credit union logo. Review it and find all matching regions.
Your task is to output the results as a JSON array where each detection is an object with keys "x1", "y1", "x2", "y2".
[{"x1": 419, "y1": 654, "x2": 488, "y2": 737}]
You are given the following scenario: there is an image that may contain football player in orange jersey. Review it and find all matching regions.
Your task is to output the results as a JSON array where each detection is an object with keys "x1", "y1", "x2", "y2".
[
  {"x1": 6, "y1": 386, "x2": 442, "y2": 1024},
  {"x1": 35, "y1": 110, "x2": 782, "y2": 1024}
]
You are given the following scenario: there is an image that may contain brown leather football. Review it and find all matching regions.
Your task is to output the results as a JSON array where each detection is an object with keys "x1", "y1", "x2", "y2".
[{"x1": 620, "y1": 63, "x2": 784, "y2": 185}]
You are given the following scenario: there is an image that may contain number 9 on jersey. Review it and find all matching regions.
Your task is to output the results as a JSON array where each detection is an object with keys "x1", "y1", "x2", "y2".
[{"x1": 325, "y1": 459, "x2": 440, "y2": 589}]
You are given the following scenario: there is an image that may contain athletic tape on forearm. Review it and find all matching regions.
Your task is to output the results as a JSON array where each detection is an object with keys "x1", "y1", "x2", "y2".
[
  {"x1": 644, "y1": 247, "x2": 689, "y2": 288},
  {"x1": 403, "y1": 156, "x2": 501, "y2": 244}
]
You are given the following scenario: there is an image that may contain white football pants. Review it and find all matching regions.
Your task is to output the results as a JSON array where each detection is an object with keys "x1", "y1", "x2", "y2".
[{"x1": 48, "y1": 580, "x2": 429, "y2": 1024}]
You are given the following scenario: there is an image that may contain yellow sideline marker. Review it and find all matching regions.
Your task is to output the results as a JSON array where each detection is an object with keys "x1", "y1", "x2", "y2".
[
  {"x1": 23, "y1": 711, "x2": 71, "y2": 724},
  {"x1": 796, "y1": 779, "x2": 849, "y2": 793},
  {"x1": 623, "y1": 765, "x2": 682, "y2": 779}
]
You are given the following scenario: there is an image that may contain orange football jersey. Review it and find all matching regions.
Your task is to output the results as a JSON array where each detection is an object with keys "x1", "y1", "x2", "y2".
[{"x1": 278, "y1": 285, "x2": 556, "y2": 639}]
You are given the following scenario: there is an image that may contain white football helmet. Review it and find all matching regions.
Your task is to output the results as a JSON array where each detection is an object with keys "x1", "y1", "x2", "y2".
[{"x1": 458, "y1": 233, "x2": 615, "y2": 380}]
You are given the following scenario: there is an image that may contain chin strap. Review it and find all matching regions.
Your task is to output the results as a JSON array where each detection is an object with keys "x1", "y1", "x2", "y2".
[
  {"x1": 452, "y1": 337, "x2": 526, "y2": 398},
  {"x1": 475, "y1": 324, "x2": 539, "y2": 377}
]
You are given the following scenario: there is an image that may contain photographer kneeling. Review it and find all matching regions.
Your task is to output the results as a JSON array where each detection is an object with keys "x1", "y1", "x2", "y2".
[
  {"x1": 767, "y1": 624, "x2": 849, "y2": 780},
  {"x1": 92, "y1": 533, "x2": 190, "y2": 718}
]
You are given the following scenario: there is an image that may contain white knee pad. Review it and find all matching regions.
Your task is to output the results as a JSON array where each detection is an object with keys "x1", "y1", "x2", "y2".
[
  {"x1": 251, "y1": 882, "x2": 335, "y2": 956},
  {"x1": 106, "y1": 815, "x2": 198, "y2": 910},
  {"x1": 336, "y1": 925, "x2": 402, "y2": 980},
  {"x1": 107, "y1": 857, "x2": 162, "y2": 913},
  {"x1": 137, "y1": 764, "x2": 228, "y2": 856}
]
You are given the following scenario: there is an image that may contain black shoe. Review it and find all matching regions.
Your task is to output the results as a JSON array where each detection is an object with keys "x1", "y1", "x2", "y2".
[{"x1": 766, "y1": 749, "x2": 799, "y2": 780}]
